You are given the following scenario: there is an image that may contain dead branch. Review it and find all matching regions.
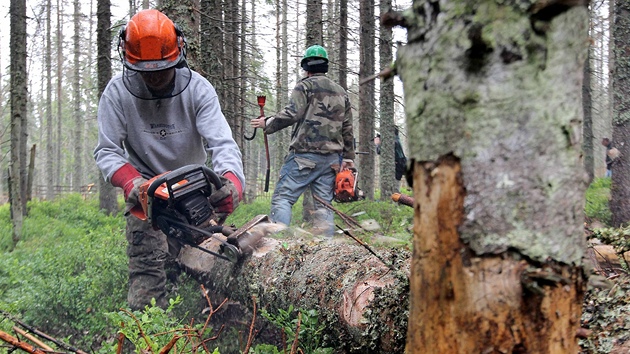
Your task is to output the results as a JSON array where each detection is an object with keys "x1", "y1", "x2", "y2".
[
  {"x1": 157, "y1": 335, "x2": 181, "y2": 354},
  {"x1": 0, "y1": 330, "x2": 48, "y2": 354},
  {"x1": 0, "y1": 310, "x2": 88, "y2": 354},
  {"x1": 290, "y1": 312, "x2": 302, "y2": 354},
  {"x1": 335, "y1": 225, "x2": 396, "y2": 271},
  {"x1": 242, "y1": 296, "x2": 258, "y2": 354},
  {"x1": 12, "y1": 327, "x2": 54, "y2": 352},
  {"x1": 312, "y1": 194, "x2": 363, "y2": 230},
  {"x1": 116, "y1": 326, "x2": 125, "y2": 354}
]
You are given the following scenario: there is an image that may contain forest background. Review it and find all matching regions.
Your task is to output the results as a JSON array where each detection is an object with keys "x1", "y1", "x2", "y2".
[
  {"x1": 0, "y1": 0, "x2": 411, "y2": 204},
  {"x1": 1, "y1": 0, "x2": 629, "y2": 353}
]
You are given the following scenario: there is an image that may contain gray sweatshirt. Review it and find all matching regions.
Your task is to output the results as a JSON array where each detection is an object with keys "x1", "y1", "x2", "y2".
[{"x1": 94, "y1": 69, "x2": 245, "y2": 188}]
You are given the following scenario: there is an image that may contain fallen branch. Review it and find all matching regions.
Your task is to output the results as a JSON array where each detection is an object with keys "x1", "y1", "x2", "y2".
[
  {"x1": 335, "y1": 225, "x2": 396, "y2": 271},
  {"x1": 311, "y1": 194, "x2": 395, "y2": 269},
  {"x1": 12, "y1": 327, "x2": 54, "y2": 352},
  {"x1": 312, "y1": 194, "x2": 363, "y2": 230},
  {"x1": 242, "y1": 296, "x2": 257, "y2": 354},
  {"x1": 0, "y1": 330, "x2": 48, "y2": 354},
  {"x1": 290, "y1": 312, "x2": 302, "y2": 354},
  {"x1": 0, "y1": 310, "x2": 88, "y2": 354}
]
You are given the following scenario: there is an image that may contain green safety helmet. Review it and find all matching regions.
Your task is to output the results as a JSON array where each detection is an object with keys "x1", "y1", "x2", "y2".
[{"x1": 301, "y1": 45, "x2": 328, "y2": 65}]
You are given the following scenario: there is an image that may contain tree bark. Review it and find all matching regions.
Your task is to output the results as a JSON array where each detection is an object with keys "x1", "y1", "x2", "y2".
[
  {"x1": 56, "y1": 0, "x2": 63, "y2": 189},
  {"x1": 10, "y1": 0, "x2": 28, "y2": 247},
  {"x1": 300, "y1": 0, "x2": 324, "y2": 224},
  {"x1": 26, "y1": 144, "x2": 36, "y2": 203},
  {"x1": 397, "y1": 1, "x2": 589, "y2": 352},
  {"x1": 338, "y1": 0, "x2": 348, "y2": 91},
  {"x1": 72, "y1": 0, "x2": 84, "y2": 192},
  {"x1": 379, "y1": 0, "x2": 397, "y2": 200},
  {"x1": 358, "y1": 0, "x2": 375, "y2": 200},
  {"x1": 306, "y1": 0, "x2": 323, "y2": 46},
  {"x1": 178, "y1": 223, "x2": 410, "y2": 353},
  {"x1": 45, "y1": 0, "x2": 54, "y2": 200},
  {"x1": 97, "y1": 0, "x2": 118, "y2": 215},
  {"x1": 610, "y1": 1, "x2": 630, "y2": 226},
  {"x1": 583, "y1": 46, "x2": 593, "y2": 184}
]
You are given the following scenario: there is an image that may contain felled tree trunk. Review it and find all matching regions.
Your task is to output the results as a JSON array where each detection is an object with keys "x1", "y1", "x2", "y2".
[
  {"x1": 396, "y1": 1, "x2": 590, "y2": 353},
  {"x1": 178, "y1": 223, "x2": 410, "y2": 353}
]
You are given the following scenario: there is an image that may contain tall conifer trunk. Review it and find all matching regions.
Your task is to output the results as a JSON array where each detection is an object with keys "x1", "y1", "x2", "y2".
[{"x1": 397, "y1": 1, "x2": 589, "y2": 352}]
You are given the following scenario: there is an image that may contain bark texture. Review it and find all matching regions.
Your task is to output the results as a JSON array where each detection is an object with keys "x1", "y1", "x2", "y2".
[
  {"x1": 610, "y1": 1, "x2": 630, "y2": 226},
  {"x1": 358, "y1": 0, "x2": 376, "y2": 200},
  {"x1": 582, "y1": 44, "x2": 593, "y2": 183},
  {"x1": 379, "y1": 0, "x2": 398, "y2": 200},
  {"x1": 397, "y1": 1, "x2": 589, "y2": 352},
  {"x1": 178, "y1": 223, "x2": 410, "y2": 353},
  {"x1": 96, "y1": 0, "x2": 118, "y2": 215},
  {"x1": 10, "y1": 0, "x2": 28, "y2": 247}
]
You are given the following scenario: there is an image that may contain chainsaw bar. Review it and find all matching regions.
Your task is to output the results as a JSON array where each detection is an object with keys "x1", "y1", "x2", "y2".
[
  {"x1": 156, "y1": 215, "x2": 241, "y2": 262},
  {"x1": 227, "y1": 214, "x2": 269, "y2": 241},
  {"x1": 226, "y1": 214, "x2": 268, "y2": 255}
]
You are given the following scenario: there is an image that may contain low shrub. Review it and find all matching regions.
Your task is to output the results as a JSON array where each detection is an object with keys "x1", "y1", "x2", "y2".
[{"x1": 585, "y1": 177, "x2": 612, "y2": 226}]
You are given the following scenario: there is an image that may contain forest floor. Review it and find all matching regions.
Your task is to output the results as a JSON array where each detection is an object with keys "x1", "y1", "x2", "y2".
[{"x1": 579, "y1": 221, "x2": 630, "y2": 354}]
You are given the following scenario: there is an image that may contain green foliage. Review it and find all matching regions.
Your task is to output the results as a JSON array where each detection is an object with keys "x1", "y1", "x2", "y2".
[
  {"x1": 257, "y1": 306, "x2": 333, "y2": 354},
  {"x1": 332, "y1": 198, "x2": 414, "y2": 244},
  {"x1": 102, "y1": 297, "x2": 217, "y2": 354},
  {"x1": 0, "y1": 203, "x2": 11, "y2": 250},
  {"x1": 225, "y1": 197, "x2": 274, "y2": 227},
  {"x1": 0, "y1": 194, "x2": 128, "y2": 349},
  {"x1": 585, "y1": 177, "x2": 612, "y2": 225},
  {"x1": 249, "y1": 344, "x2": 283, "y2": 354}
]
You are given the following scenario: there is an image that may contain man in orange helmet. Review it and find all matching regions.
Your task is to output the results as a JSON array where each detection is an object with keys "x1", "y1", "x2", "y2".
[{"x1": 93, "y1": 9, "x2": 244, "y2": 310}]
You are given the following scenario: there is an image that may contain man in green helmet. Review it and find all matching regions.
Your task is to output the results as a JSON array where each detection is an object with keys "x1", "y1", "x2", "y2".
[{"x1": 251, "y1": 44, "x2": 355, "y2": 237}]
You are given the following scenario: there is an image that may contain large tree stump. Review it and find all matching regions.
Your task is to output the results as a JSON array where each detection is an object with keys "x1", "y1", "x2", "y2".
[{"x1": 178, "y1": 223, "x2": 411, "y2": 353}]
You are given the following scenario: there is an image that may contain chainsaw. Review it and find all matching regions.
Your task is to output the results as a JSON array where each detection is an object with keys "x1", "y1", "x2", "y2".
[
  {"x1": 129, "y1": 164, "x2": 266, "y2": 263},
  {"x1": 334, "y1": 167, "x2": 364, "y2": 203}
]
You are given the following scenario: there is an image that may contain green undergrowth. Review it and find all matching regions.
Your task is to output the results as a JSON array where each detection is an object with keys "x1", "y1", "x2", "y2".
[
  {"x1": 585, "y1": 177, "x2": 612, "y2": 226},
  {"x1": 0, "y1": 195, "x2": 127, "y2": 349},
  {"x1": 0, "y1": 192, "x2": 412, "y2": 352},
  {"x1": 0, "y1": 195, "x2": 210, "y2": 352}
]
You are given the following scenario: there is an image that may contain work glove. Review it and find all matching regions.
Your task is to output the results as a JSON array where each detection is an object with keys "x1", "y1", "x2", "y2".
[
  {"x1": 124, "y1": 177, "x2": 147, "y2": 215},
  {"x1": 209, "y1": 176, "x2": 241, "y2": 223},
  {"x1": 341, "y1": 159, "x2": 355, "y2": 171}
]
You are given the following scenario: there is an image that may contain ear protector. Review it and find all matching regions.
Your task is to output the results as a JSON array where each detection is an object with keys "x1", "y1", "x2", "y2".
[{"x1": 174, "y1": 24, "x2": 188, "y2": 59}]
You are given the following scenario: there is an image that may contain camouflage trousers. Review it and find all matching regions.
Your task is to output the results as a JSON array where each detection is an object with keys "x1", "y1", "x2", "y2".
[{"x1": 125, "y1": 214, "x2": 181, "y2": 311}]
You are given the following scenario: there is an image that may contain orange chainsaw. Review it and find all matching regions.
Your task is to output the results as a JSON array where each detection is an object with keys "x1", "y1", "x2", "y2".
[
  {"x1": 130, "y1": 164, "x2": 265, "y2": 262},
  {"x1": 334, "y1": 167, "x2": 364, "y2": 203}
]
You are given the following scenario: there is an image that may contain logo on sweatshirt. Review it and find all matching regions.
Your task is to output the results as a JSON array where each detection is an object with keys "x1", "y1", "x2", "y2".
[{"x1": 144, "y1": 123, "x2": 183, "y2": 140}]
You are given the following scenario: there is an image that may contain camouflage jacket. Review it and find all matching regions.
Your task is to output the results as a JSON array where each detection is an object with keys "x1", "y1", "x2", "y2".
[{"x1": 264, "y1": 74, "x2": 355, "y2": 160}]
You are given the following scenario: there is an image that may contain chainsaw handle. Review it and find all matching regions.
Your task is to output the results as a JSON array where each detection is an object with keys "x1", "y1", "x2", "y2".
[{"x1": 147, "y1": 164, "x2": 223, "y2": 200}]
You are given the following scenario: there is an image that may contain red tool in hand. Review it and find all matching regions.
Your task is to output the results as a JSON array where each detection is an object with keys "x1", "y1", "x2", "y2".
[
  {"x1": 244, "y1": 96, "x2": 270, "y2": 192},
  {"x1": 257, "y1": 96, "x2": 271, "y2": 192}
]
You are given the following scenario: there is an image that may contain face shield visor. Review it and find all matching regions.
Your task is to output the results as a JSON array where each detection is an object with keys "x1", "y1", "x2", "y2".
[{"x1": 122, "y1": 62, "x2": 192, "y2": 100}]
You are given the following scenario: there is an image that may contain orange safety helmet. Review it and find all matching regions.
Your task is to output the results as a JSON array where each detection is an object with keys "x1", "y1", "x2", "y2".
[{"x1": 118, "y1": 9, "x2": 186, "y2": 72}]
